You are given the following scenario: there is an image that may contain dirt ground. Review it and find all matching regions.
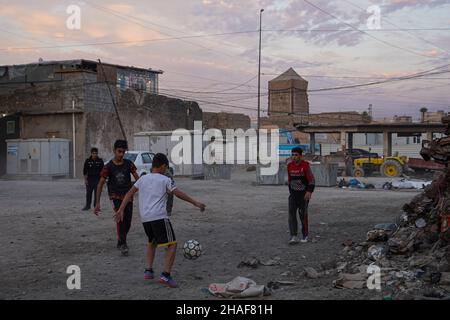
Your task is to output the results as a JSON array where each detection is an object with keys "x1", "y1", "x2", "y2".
[{"x1": 0, "y1": 168, "x2": 420, "y2": 300}]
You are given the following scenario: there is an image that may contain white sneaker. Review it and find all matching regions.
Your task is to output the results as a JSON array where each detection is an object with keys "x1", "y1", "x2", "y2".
[
  {"x1": 289, "y1": 236, "x2": 300, "y2": 245},
  {"x1": 300, "y1": 236, "x2": 308, "y2": 243}
]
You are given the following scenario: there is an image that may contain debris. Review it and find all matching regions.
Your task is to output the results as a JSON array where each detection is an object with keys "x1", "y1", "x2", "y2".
[
  {"x1": 237, "y1": 258, "x2": 259, "y2": 269},
  {"x1": 280, "y1": 271, "x2": 293, "y2": 277},
  {"x1": 260, "y1": 257, "x2": 281, "y2": 266},
  {"x1": 267, "y1": 281, "x2": 295, "y2": 290},
  {"x1": 321, "y1": 259, "x2": 337, "y2": 271},
  {"x1": 374, "y1": 223, "x2": 398, "y2": 232},
  {"x1": 408, "y1": 255, "x2": 434, "y2": 268},
  {"x1": 333, "y1": 273, "x2": 367, "y2": 289},
  {"x1": 415, "y1": 218, "x2": 427, "y2": 228},
  {"x1": 439, "y1": 272, "x2": 450, "y2": 285},
  {"x1": 367, "y1": 229, "x2": 389, "y2": 242},
  {"x1": 332, "y1": 114, "x2": 450, "y2": 299},
  {"x1": 238, "y1": 257, "x2": 281, "y2": 268},
  {"x1": 348, "y1": 179, "x2": 365, "y2": 189},
  {"x1": 208, "y1": 277, "x2": 271, "y2": 298},
  {"x1": 338, "y1": 178, "x2": 348, "y2": 188},
  {"x1": 391, "y1": 179, "x2": 432, "y2": 190},
  {"x1": 304, "y1": 267, "x2": 319, "y2": 279},
  {"x1": 342, "y1": 239, "x2": 353, "y2": 247},
  {"x1": 382, "y1": 182, "x2": 393, "y2": 190},
  {"x1": 367, "y1": 244, "x2": 388, "y2": 261}
]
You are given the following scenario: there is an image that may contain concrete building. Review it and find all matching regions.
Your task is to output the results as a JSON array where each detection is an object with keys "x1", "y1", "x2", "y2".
[
  {"x1": 423, "y1": 110, "x2": 448, "y2": 123},
  {"x1": 0, "y1": 59, "x2": 202, "y2": 178},
  {"x1": 202, "y1": 111, "x2": 251, "y2": 130}
]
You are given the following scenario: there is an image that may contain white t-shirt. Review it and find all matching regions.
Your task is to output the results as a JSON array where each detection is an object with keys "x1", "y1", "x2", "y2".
[{"x1": 134, "y1": 173, "x2": 177, "y2": 223}]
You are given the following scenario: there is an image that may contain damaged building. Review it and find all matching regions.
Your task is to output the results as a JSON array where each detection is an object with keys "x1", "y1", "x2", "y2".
[{"x1": 0, "y1": 59, "x2": 202, "y2": 178}]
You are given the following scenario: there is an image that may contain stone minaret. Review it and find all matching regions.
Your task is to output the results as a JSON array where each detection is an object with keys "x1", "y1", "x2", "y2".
[{"x1": 268, "y1": 67, "x2": 309, "y2": 116}]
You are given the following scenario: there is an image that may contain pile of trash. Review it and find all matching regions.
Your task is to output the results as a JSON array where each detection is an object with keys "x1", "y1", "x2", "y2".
[
  {"x1": 338, "y1": 178, "x2": 375, "y2": 189},
  {"x1": 338, "y1": 178, "x2": 431, "y2": 190},
  {"x1": 333, "y1": 116, "x2": 450, "y2": 300}
]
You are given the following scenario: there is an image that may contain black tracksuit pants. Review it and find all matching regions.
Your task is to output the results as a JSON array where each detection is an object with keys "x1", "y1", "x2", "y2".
[
  {"x1": 288, "y1": 192, "x2": 309, "y2": 238},
  {"x1": 112, "y1": 199, "x2": 133, "y2": 246},
  {"x1": 85, "y1": 177, "x2": 100, "y2": 208}
]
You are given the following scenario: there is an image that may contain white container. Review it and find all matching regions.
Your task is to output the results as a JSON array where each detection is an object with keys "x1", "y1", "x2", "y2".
[
  {"x1": 6, "y1": 138, "x2": 70, "y2": 177},
  {"x1": 134, "y1": 131, "x2": 204, "y2": 177}
]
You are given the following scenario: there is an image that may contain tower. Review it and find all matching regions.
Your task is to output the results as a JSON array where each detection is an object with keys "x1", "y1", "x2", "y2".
[{"x1": 268, "y1": 68, "x2": 309, "y2": 116}]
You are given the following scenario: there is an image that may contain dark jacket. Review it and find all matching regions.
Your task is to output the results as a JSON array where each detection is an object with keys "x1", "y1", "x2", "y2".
[{"x1": 83, "y1": 157, "x2": 104, "y2": 179}]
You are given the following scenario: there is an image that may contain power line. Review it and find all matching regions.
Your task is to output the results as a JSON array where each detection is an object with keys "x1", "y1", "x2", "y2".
[
  {"x1": 301, "y1": 0, "x2": 442, "y2": 60},
  {"x1": 161, "y1": 75, "x2": 258, "y2": 95},
  {"x1": 341, "y1": 0, "x2": 450, "y2": 57},
  {"x1": 83, "y1": 1, "x2": 247, "y2": 54},
  {"x1": 83, "y1": 1, "x2": 243, "y2": 60},
  {"x1": 265, "y1": 27, "x2": 450, "y2": 32},
  {"x1": 0, "y1": 30, "x2": 259, "y2": 51}
]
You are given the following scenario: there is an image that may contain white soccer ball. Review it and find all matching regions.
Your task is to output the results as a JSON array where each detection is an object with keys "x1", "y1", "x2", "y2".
[{"x1": 183, "y1": 239, "x2": 202, "y2": 260}]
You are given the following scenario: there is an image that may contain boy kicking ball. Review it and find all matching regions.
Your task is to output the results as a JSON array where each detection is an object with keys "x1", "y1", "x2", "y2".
[{"x1": 114, "y1": 153, "x2": 206, "y2": 288}]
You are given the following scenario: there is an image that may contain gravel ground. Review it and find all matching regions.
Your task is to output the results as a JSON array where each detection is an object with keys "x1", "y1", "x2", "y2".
[{"x1": 0, "y1": 168, "x2": 419, "y2": 300}]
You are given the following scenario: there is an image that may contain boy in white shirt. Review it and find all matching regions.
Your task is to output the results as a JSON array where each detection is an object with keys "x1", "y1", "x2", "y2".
[{"x1": 114, "y1": 153, "x2": 206, "y2": 288}]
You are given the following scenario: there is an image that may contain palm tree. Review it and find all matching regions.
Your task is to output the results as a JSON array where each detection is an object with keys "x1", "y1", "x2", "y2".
[{"x1": 420, "y1": 107, "x2": 428, "y2": 123}]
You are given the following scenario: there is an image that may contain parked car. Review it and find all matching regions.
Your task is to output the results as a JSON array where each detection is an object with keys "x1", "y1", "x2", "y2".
[
  {"x1": 107, "y1": 151, "x2": 175, "y2": 178},
  {"x1": 124, "y1": 151, "x2": 175, "y2": 177}
]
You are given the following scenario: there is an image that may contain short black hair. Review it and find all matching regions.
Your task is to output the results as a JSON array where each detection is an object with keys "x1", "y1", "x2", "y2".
[
  {"x1": 91, "y1": 147, "x2": 98, "y2": 153},
  {"x1": 152, "y1": 153, "x2": 169, "y2": 168},
  {"x1": 291, "y1": 147, "x2": 303, "y2": 155},
  {"x1": 114, "y1": 140, "x2": 128, "y2": 150}
]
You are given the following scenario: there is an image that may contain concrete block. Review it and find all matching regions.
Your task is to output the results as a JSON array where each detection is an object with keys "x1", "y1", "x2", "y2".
[
  {"x1": 256, "y1": 163, "x2": 287, "y2": 185},
  {"x1": 310, "y1": 163, "x2": 338, "y2": 187},
  {"x1": 203, "y1": 164, "x2": 232, "y2": 180}
]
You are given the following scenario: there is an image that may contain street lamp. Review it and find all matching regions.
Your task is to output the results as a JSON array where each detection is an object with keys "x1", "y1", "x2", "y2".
[{"x1": 257, "y1": 8, "x2": 264, "y2": 163}]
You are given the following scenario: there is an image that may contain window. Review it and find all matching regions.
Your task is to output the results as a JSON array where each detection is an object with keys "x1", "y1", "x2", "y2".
[
  {"x1": 6, "y1": 121, "x2": 15, "y2": 135},
  {"x1": 141, "y1": 153, "x2": 152, "y2": 164},
  {"x1": 124, "y1": 153, "x2": 138, "y2": 162}
]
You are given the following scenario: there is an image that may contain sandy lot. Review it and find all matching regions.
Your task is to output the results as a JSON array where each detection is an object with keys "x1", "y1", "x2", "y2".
[{"x1": 0, "y1": 168, "x2": 419, "y2": 300}]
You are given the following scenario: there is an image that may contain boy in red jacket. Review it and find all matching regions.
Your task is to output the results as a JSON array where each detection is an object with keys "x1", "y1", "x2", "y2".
[{"x1": 287, "y1": 147, "x2": 315, "y2": 244}]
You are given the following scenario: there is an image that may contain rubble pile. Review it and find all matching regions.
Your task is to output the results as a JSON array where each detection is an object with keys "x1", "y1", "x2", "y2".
[{"x1": 333, "y1": 116, "x2": 450, "y2": 299}]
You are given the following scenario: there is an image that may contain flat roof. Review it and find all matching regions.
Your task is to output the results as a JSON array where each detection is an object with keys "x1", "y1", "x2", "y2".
[
  {"x1": 0, "y1": 59, "x2": 164, "y2": 74},
  {"x1": 135, "y1": 130, "x2": 203, "y2": 136},
  {"x1": 294, "y1": 122, "x2": 447, "y2": 133}
]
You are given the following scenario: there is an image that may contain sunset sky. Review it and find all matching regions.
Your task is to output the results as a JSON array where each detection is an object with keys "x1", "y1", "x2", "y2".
[{"x1": 0, "y1": 0, "x2": 449, "y2": 120}]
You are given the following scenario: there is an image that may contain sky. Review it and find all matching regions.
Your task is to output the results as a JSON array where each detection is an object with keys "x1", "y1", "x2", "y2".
[{"x1": 0, "y1": 0, "x2": 449, "y2": 121}]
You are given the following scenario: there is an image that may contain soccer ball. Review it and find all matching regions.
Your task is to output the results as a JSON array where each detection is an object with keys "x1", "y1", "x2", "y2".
[{"x1": 183, "y1": 239, "x2": 202, "y2": 260}]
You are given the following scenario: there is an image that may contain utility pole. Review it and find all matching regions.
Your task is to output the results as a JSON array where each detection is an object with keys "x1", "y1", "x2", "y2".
[
  {"x1": 72, "y1": 100, "x2": 76, "y2": 179},
  {"x1": 257, "y1": 8, "x2": 264, "y2": 163},
  {"x1": 368, "y1": 104, "x2": 373, "y2": 119},
  {"x1": 98, "y1": 59, "x2": 127, "y2": 141}
]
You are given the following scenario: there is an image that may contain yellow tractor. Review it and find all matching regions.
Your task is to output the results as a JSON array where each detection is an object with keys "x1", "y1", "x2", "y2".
[{"x1": 352, "y1": 155, "x2": 408, "y2": 178}]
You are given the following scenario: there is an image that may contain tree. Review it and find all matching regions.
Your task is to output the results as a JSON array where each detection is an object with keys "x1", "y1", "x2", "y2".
[
  {"x1": 420, "y1": 107, "x2": 428, "y2": 123},
  {"x1": 362, "y1": 111, "x2": 372, "y2": 122}
]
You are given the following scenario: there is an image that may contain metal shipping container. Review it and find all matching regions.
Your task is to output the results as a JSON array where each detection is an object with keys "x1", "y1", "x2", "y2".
[{"x1": 6, "y1": 138, "x2": 70, "y2": 177}]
